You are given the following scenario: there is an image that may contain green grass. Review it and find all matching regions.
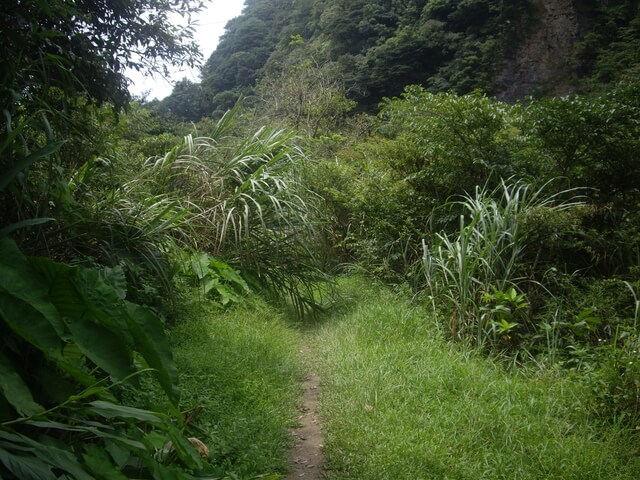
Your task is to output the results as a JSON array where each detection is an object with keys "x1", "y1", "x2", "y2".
[
  {"x1": 169, "y1": 296, "x2": 303, "y2": 479},
  {"x1": 315, "y1": 278, "x2": 640, "y2": 480}
]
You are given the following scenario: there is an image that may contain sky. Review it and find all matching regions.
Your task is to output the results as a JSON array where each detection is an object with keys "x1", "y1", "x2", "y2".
[{"x1": 127, "y1": 0, "x2": 245, "y2": 101}]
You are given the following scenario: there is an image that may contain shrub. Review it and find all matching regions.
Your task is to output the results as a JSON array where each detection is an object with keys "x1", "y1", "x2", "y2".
[{"x1": 0, "y1": 238, "x2": 211, "y2": 479}]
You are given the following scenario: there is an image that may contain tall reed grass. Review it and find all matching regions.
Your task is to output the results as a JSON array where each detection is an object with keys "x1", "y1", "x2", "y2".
[
  {"x1": 422, "y1": 179, "x2": 583, "y2": 345},
  {"x1": 138, "y1": 106, "x2": 331, "y2": 316}
]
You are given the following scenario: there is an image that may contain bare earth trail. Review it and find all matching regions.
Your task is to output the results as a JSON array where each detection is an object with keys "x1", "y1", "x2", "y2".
[{"x1": 284, "y1": 344, "x2": 325, "y2": 479}]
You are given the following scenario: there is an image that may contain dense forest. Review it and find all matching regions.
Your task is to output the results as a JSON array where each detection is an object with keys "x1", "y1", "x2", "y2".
[
  {"x1": 1, "y1": 0, "x2": 639, "y2": 478},
  {"x1": 155, "y1": 0, "x2": 640, "y2": 119}
]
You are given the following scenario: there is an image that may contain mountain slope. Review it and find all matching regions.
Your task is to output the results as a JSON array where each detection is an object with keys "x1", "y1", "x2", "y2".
[{"x1": 156, "y1": 0, "x2": 640, "y2": 120}]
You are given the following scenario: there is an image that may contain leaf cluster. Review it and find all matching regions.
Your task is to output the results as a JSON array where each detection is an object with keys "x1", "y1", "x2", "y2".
[{"x1": 0, "y1": 238, "x2": 211, "y2": 479}]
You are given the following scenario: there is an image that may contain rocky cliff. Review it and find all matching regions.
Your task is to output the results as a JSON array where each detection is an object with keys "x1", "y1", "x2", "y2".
[{"x1": 497, "y1": 0, "x2": 584, "y2": 101}]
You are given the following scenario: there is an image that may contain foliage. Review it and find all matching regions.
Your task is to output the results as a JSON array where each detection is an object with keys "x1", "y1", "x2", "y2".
[
  {"x1": 304, "y1": 136, "x2": 422, "y2": 279},
  {"x1": 526, "y1": 276, "x2": 640, "y2": 425},
  {"x1": 480, "y1": 287, "x2": 529, "y2": 349},
  {"x1": 0, "y1": 238, "x2": 211, "y2": 479},
  {"x1": 524, "y1": 83, "x2": 640, "y2": 275},
  {"x1": 422, "y1": 180, "x2": 583, "y2": 346},
  {"x1": 526, "y1": 87, "x2": 640, "y2": 205},
  {"x1": 182, "y1": 251, "x2": 251, "y2": 306},
  {"x1": 378, "y1": 86, "x2": 522, "y2": 201},
  {"x1": 139, "y1": 107, "x2": 332, "y2": 316},
  {"x1": 575, "y1": 0, "x2": 640, "y2": 89}
]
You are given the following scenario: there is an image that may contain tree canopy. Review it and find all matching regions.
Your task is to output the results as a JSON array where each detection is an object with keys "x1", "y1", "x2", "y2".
[
  {"x1": 156, "y1": 0, "x2": 640, "y2": 119},
  {"x1": 1, "y1": 0, "x2": 202, "y2": 113}
]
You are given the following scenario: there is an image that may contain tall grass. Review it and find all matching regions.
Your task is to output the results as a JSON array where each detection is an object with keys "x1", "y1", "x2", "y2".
[
  {"x1": 315, "y1": 278, "x2": 639, "y2": 479},
  {"x1": 138, "y1": 109, "x2": 332, "y2": 316},
  {"x1": 422, "y1": 179, "x2": 583, "y2": 345}
]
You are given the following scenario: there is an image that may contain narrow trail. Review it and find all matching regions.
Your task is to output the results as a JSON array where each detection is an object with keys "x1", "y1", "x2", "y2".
[{"x1": 284, "y1": 344, "x2": 325, "y2": 479}]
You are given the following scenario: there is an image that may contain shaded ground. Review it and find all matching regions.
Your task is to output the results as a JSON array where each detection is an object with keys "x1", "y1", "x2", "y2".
[{"x1": 284, "y1": 346, "x2": 324, "y2": 479}]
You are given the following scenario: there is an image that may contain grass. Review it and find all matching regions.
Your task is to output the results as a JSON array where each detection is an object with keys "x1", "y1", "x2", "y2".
[
  {"x1": 314, "y1": 277, "x2": 640, "y2": 479},
  {"x1": 169, "y1": 296, "x2": 303, "y2": 479}
]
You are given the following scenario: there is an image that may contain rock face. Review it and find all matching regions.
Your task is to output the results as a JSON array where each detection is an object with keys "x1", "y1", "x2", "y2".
[{"x1": 496, "y1": 0, "x2": 583, "y2": 101}]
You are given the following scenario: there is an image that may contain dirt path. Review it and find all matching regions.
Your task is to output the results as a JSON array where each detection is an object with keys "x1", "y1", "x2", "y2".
[{"x1": 284, "y1": 345, "x2": 324, "y2": 479}]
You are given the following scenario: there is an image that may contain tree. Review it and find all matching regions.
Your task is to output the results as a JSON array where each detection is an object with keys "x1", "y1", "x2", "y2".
[
  {"x1": 1, "y1": 0, "x2": 203, "y2": 228},
  {"x1": 156, "y1": 78, "x2": 213, "y2": 121},
  {"x1": 256, "y1": 60, "x2": 356, "y2": 136},
  {"x1": 1, "y1": 0, "x2": 203, "y2": 112}
]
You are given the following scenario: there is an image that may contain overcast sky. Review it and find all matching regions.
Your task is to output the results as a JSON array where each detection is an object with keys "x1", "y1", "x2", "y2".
[{"x1": 127, "y1": 0, "x2": 245, "y2": 100}]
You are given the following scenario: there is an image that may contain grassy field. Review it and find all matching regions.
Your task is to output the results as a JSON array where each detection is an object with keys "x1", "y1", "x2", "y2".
[
  {"x1": 165, "y1": 279, "x2": 639, "y2": 479},
  {"x1": 314, "y1": 278, "x2": 640, "y2": 480},
  {"x1": 169, "y1": 296, "x2": 303, "y2": 479}
]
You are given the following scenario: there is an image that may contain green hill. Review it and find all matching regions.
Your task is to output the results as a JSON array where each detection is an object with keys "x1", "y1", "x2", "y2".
[{"x1": 156, "y1": 0, "x2": 640, "y2": 120}]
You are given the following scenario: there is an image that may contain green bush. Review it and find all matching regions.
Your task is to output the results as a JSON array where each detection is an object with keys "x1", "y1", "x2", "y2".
[{"x1": 0, "y1": 238, "x2": 211, "y2": 479}]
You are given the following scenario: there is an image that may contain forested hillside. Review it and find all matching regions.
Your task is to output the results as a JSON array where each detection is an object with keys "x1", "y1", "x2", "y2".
[{"x1": 156, "y1": 0, "x2": 640, "y2": 120}]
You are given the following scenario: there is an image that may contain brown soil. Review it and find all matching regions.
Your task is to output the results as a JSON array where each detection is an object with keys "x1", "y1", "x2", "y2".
[{"x1": 284, "y1": 347, "x2": 324, "y2": 479}]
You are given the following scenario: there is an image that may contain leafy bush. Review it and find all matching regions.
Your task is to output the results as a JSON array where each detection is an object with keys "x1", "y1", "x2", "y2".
[
  {"x1": 524, "y1": 84, "x2": 640, "y2": 276},
  {"x1": 379, "y1": 86, "x2": 517, "y2": 202},
  {"x1": 528, "y1": 277, "x2": 640, "y2": 426},
  {"x1": 181, "y1": 251, "x2": 251, "y2": 306},
  {"x1": 305, "y1": 137, "x2": 422, "y2": 279},
  {"x1": 0, "y1": 238, "x2": 211, "y2": 479}
]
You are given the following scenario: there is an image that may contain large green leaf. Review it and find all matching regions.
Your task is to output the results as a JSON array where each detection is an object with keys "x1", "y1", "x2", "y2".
[
  {"x1": 88, "y1": 400, "x2": 167, "y2": 424},
  {"x1": 30, "y1": 257, "x2": 136, "y2": 381},
  {"x1": 0, "y1": 446, "x2": 55, "y2": 480},
  {"x1": 0, "y1": 256, "x2": 96, "y2": 386},
  {"x1": 0, "y1": 430, "x2": 92, "y2": 480},
  {"x1": 104, "y1": 439, "x2": 132, "y2": 468},
  {"x1": 149, "y1": 462, "x2": 197, "y2": 480},
  {"x1": 32, "y1": 440, "x2": 94, "y2": 480},
  {"x1": 72, "y1": 268, "x2": 133, "y2": 343},
  {"x1": 0, "y1": 238, "x2": 64, "y2": 336},
  {"x1": 190, "y1": 252, "x2": 210, "y2": 280},
  {"x1": 28, "y1": 257, "x2": 83, "y2": 319},
  {"x1": 32, "y1": 258, "x2": 132, "y2": 343},
  {"x1": 167, "y1": 425, "x2": 203, "y2": 471},
  {"x1": 83, "y1": 444, "x2": 128, "y2": 480},
  {"x1": 0, "y1": 292, "x2": 62, "y2": 359},
  {"x1": 24, "y1": 420, "x2": 88, "y2": 433},
  {"x1": 66, "y1": 316, "x2": 135, "y2": 381},
  {"x1": 125, "y1": 302, "x2": 180, "y2": 405},
  {"x1": 99, "y1": 266, "x2": 128, "y2": 301},
  {"x1": 210, "y1": 258, "x2": 250, "y2": 293},
  {"x1": 0, "y1": 351, "x2": 43, "y2": 417}
]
